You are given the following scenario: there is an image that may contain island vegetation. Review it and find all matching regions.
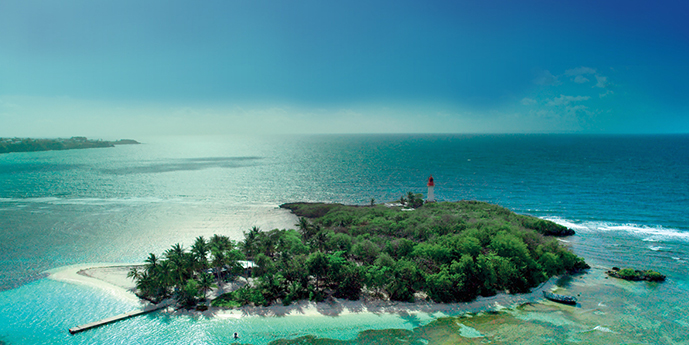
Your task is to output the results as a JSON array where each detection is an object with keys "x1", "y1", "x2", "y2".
[
  {"x1": 606, "y1": 267, "x2": 666, "y2": 282},
  {"x1": 128, "y1": 199, "x2": 588, "y2": 309},
  {"x1": 0, "y1": 137, "x2": 139, "y2": 154}
]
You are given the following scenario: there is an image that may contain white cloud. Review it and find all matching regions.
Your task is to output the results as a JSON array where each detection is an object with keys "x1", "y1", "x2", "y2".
[
  {"x1": 567, "y1": 104, "x2": 590, "y2": 113},
  {"x1": 564, "y1": 66, "x2": 611, "y2": 88},
  {"x1": 595, "y1": 75, "x2": 609, "y2": 88},
  {"x1": 565, "y1": 67, "x2": 597, "y2": 76},
  {"x1": 521, "y1": 98, "x2": 537, "y2": 105},
  {"x1": 572, "y1": 75, "x2": 589, "y2": 83},
  {"x1": 546, "y1": 94, "x2": 590, "y2": 106},
  {"x1": 599, "y1": 90, "x2": 614, "y2": 98},
  {"x1": 534, "y1": 70, "x2": 560, "y2": 86}
]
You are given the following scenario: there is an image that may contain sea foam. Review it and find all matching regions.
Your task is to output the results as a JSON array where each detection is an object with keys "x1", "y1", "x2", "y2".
[{"x1": 543, "y1": 217, "x2": 689, "y2": 243}]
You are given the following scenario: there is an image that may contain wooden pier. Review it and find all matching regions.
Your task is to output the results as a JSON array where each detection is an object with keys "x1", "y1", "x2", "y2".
[{"x1": 69, "y1": 301, "x2": 173, "y2": 335}]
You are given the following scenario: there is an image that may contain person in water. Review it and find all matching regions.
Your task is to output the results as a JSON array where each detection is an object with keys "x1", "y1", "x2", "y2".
[{"x1": 233, "y1": 332, "x2": 239, "y2": 339}]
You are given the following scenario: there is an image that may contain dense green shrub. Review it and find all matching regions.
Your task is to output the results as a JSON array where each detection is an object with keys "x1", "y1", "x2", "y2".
[
  {"x1": 607, "y1": 267, "x2": 666, "y2": 282},
  {"x1": 644, "y1": 270, "x2": 666, "y2": 282},
  {"x1": 617, "y1": 268, "x2": 641, "y2": 279},
  {"x1": 135, "y1": 201, "x2": 588, "y2": 309},
  {"x1": 238, "y1": 201, "x2": 588, "y2": 305}
]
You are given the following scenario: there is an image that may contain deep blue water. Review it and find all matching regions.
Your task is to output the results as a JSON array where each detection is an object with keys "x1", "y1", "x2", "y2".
[{"x1": 1, "y1": 134, "x2": 688, "y2": 344}]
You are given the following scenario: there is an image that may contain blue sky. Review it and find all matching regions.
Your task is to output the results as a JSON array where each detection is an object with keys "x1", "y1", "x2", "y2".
[{"x1": 1, "y1": 0, "x2": 687, "y2": 137}]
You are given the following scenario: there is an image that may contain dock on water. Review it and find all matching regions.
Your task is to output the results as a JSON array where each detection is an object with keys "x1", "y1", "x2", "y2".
[{"x1": 69, "y1": 300, "x2": 174, "y2": 335}]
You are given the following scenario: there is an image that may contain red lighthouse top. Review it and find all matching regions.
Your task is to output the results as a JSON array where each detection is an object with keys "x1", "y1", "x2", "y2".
[{"x1": 427, "y1": 175, "x2": 435, "y2": 187}]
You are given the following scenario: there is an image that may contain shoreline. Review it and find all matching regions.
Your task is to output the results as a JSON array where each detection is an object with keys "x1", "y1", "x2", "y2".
[
  {"x1": 47, "y1": 263, "x2": 561, "y2": 320},
  {"x1": 40, "y1": 262, "x2": 689, "y2": 344},
  {"x1": 47, "y1": 263, "x2": 143, "y2": 305},
  {"x1": 0, "y1": 137, "x2": 139, "y2": 154}
]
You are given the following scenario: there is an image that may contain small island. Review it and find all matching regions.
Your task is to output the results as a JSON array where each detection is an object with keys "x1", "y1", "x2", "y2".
[
  {"x1": 606, "y1": 267, "x2": 666, "y2": 282},
  {"x1": 0, "y1": 137, "x2": 139, "y2": 154},
  {"x1": 128, "y1": 199, "x2": 588, "y2": 309}
]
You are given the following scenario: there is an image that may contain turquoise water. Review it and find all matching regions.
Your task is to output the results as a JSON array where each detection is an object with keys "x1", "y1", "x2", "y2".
[
  {"x1": 1, "y1": 134, "x2": 688, "y2": 344},
  {"x1": 0, "y1": 279, "x2": 442, "y2": 344}
]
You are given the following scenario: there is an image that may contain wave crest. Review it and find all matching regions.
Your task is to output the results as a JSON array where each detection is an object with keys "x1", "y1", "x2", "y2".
[{"x1": 543, "y1": 217, "x2": 689, "y2": 242}]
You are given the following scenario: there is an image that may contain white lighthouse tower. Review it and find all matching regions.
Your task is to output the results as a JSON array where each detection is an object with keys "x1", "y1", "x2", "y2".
[{"x1": 427, "y1": 175, "x2": 435, "y2": 202}]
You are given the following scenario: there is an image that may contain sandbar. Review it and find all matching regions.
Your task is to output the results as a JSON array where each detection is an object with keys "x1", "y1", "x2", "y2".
[{"x1": 47, "y1": 263, "x2": 143, "y2": 305}]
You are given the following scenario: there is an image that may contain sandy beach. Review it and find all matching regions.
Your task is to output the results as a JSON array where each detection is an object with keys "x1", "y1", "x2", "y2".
[
  {"x1": 47, "y1": 263, "x2": 143, "y2": 305},
  {"x1": 48, "y1": 263, "x2": 561, "y2": 320},
  {"x1": 39, "y1": 263, "x2": 689, "y2": 344}
]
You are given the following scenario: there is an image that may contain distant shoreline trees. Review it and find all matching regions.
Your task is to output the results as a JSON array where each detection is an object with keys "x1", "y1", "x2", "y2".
[{"x1": 0, "y1": 137, "x2": 139, "y2": 154}]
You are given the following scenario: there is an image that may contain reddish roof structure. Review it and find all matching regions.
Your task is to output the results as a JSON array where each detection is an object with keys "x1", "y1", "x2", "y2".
[{"x1": 427, "y1": 175, "x2": 434, "y2": 187}]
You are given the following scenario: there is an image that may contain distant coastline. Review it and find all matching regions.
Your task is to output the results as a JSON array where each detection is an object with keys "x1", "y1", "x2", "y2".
[{"x1": 0, "y1": 137, "x2": 140, "y2": 154}]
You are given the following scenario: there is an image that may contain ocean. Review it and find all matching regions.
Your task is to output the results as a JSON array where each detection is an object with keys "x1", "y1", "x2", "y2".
[{"x1": 0, "y1": 134, "x2": 687, "y2": 344}]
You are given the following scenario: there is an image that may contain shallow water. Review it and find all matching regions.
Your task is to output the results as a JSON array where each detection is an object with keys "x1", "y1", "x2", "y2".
[{"x1": 1, "y1": 134, "x2": 687, "y2": 344}]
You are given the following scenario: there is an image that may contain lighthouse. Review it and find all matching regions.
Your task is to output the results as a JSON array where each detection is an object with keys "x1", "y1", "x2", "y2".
[{"x1": 427, "y1": 175, "x2": 435, "y2": 202}]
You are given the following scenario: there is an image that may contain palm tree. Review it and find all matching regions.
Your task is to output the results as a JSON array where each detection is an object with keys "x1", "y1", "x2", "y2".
[
  {"x1": 127, "y1": 266, "x2": 142, "y2": 281},
  {"x1": 210, "y1": 248, "x2": 226, "y2": 285},
  {"x1": 198, "y1": 272, "x2": 216, "y2": 301},
  {"x1": 297, "y1": 217, "x2": 310, "y2": 237},
  {"x1": 144, "y1": 253, "x2": 159, "y2": 273},
  {"x1": 165, "y1": 243, "x2": 191, "y2": 289},
  {"x1": 165, "y1": 243, "x2": 185, "y2": 262},
  {"x1": 132, "y1": 270, "x2": 153, "y2": 300},
  {"x1": 191, "y1": 236, "x2": 209, "y2": 273},
  {"x1": 297, "y1": 218, "x2": 321, "y2": 240},
  {"x1": 177, "y1": 279, "x2": 200, "y2": 308},
  {"x1": 209, "y1": 235, "x2": 233, "y2": 285},
  {"x1": 242, "y1": 226, "x2": 261, "y2": 259},
  {"x1": 225, "y1": 247, "x2": 245, "y2": 276},
  {"x1": 310, "y1": 231, "x2": 329, "y2": 252},
  {"x1": 258, "y1": 230, "x2": 280, "y2": 258},
  {"x1": 156, "y1": 260, "x2": 174, "y2": 298},
  {"x1": 128, "y1": 253, "x2": 161, "y2": 300},
  {"x1": 407, "y1": 191, "x2": 416, "y2": 207},
  {"x1": 306, "y1": 251, "x2": 329, "y2": 292},
  {"x1": 210, "y1": 234, "x2": 233, "y2": 253}
]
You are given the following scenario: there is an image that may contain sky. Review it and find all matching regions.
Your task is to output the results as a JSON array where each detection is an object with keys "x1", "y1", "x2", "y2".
[{"x1": 1, "y1": 0, "x2": 688, "y2": 137}]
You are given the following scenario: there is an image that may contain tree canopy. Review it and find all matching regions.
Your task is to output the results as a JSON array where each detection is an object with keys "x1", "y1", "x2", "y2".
[{"x1": 131, "y1": 200, "x2": 588, "y2": 308}]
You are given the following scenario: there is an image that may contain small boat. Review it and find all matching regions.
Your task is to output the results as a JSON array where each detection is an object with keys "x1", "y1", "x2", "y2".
[{"x1": 543, "y1": 291, "x2": 577, "y2": 305}]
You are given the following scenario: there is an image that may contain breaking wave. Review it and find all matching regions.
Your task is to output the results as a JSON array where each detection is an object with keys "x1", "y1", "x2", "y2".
[{"x1": 543, "y1": 217, "x2": 689, "y2": 243}]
